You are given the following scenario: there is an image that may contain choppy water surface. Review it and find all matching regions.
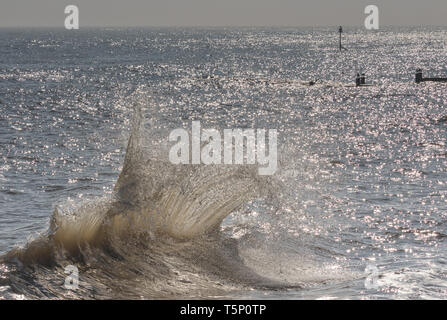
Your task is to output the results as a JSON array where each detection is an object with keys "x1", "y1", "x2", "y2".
[{"x1": 0, "y1": 27, "x2": 446, "y2": 299}]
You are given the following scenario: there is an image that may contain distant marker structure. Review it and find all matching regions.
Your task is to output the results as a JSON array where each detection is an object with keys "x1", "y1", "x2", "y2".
[
  {"x1": 355, "y1": 72, "x2": 369, "y2": 86},
  {"x1": 415, "y1": 69, "x2": 447, "y2": 83}
]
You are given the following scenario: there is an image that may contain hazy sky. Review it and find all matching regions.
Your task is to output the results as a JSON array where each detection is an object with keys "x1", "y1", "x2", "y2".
[{"x1": 0, "y1": 0, "x2": 446, "y2": 27}]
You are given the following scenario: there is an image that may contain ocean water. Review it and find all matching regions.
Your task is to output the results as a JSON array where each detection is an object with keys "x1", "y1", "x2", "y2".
[{"x1": 0, "y1": 27, "x2": 447, "y2": 299}]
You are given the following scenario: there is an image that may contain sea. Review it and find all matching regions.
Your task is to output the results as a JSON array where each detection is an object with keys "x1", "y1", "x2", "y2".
[{"x1": 0, "y1": 26, "x2": 446, "y2": 299}]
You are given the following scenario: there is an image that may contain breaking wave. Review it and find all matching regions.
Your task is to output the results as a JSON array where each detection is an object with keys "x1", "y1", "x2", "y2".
[{"x1": 0, "y1": 103, "x2": 320, "y2": 299}]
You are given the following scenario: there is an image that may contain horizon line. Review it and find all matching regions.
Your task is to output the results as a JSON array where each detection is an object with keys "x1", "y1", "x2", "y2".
[{"x1": 1, "y1": 24, "x2": 446, "y2": 29}]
